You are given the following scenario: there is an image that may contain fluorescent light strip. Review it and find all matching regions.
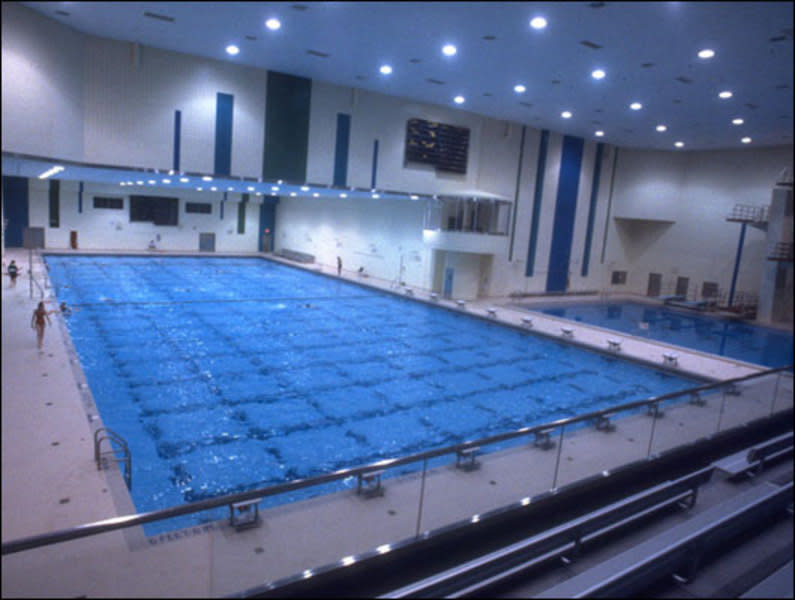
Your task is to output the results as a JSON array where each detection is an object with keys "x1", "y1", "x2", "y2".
[{"x1": 37, "y1": 165, "x2": 64, "y2": 179}]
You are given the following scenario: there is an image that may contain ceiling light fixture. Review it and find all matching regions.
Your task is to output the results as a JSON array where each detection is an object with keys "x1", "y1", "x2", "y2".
[
  {"x1": 591, "y1": 69, "x2": 606, "y2": 80},
  {"x1": 741, "y1": 137, "x2": 752, "y2": 144},
  {"x1": 514, "y1": 84, "x2": 526, "y2": 93},
  {"x1": 697, "y1": 49, "x2": 715, "y2": 59},
  {"x1": 379, "y1": 64, "x2": 392, "y2": 75},
  {"x1": 674, "y1": 141, "x2": 684, "y2": 148},
  {"x1": 732, "y1": 118, "x2": 744, "y2": 125},
  {"x1": 300, "y1": 186, "x2": 310, "y2": 191},
  {"x1": 595, "y1": 130, "x2": 604, "y2": 137},
  {"x1": 202, "y1": 176, "x2": 213, "y2": 181},
  {"x1": 718, "y1": 90, "x2": 733, "y2": 99},
  {"x1": 265, "y1": 18, "x2": 281, "y2": 30},
  {"x1": 180, "y1": 177, "x2": 189, "y2": 183},
  {"x1": 225, "y1": 45, "x2": 239, "y2": 56},
  {"x1": 561, "y1": 111, "x2": 572, "y2": 118},
  {"x1": 162, "y1": 178, "x2": 171, "y2": 183},
  {"x1": 656, "y1": 124, "x2": 667, "y2": 132},
  {"x1": 442, "y1": 44, "x2": 457, "y2": 56},
  {"x1": 340, "y1": 193, "x2": 348, "y2": 198},
  {"x1": 630, "y1": 102, "x2": 643, "y2": 110},
  {"x1": 454, "y1": 95, "x2": 465, "y2": 104},
  {"x1": 530, "y1": 16, "x2": 547, "y2": 29}
]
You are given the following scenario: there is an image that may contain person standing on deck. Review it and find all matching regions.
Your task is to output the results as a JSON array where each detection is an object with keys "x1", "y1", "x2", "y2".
[
  {"x1": 31, "y1": 301, "x2": 52, "y2": 350},
  {"x1": 337, "y1": 256, "x2": 342, "y2": 276},
  {"x1": 7, "y1": 260, "x2": 19, "y2": 287}
]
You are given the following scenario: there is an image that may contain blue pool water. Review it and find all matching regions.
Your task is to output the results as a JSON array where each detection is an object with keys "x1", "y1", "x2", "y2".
[
  {"x1": 528, "y1": 301, "x2": 793, "y2": 369},
  {"x1": 45, "y1": 256, "x2": 700, "y2": 534}
]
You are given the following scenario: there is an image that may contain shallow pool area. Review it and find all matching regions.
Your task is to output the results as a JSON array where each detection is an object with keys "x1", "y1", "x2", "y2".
[
  {"x1": 45, "y1": 256, "x2": 702, "y2": 534},
  {"x1": 524, "y1": 301, "x2": 793, "y2": 369}
]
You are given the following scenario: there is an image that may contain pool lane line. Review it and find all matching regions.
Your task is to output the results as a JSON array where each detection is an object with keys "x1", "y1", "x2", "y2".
[{"x1": 61, "y1": 294, "x2": 377, "y2": 308}]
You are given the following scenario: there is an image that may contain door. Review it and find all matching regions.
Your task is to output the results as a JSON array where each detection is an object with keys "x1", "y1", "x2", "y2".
[
  {"x1": 70, "y1": 230, "x2": 78, "y2": 250},
  {"x1": 199, "y1": 233, "x2": 215, "y2": 252},
  {"x1": 443, "y1": 267, "x2": 454, "y2": 299},
  {"x1": 647, "y1": 272, "x2": 662, "y2": 297},
  {"x1": 675, "y1": 276, "x2": 689, "y2": 297}
]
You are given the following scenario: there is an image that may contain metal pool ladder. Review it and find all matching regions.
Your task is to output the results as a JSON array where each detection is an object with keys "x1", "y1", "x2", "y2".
[{"x1": 94, "y1": 427, "x2": 132, "y2": 490}]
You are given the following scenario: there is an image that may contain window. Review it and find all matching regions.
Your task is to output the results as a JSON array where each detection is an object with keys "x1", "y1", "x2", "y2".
[
  {"x1": 611, "y1": 271, "x2": 627, "y2": 285},
  {"x1": 130, "y1": 195, "x2": 179, "y2": 226},
  {"x1": 94, "y1": 196, "x2": 123, "y2": 209},
  {"x1": 185, "y1": 202, "x2": 212, "y2": 214},
  {"x1": 405, "y1": 118, "x2": 470, "y2": 174}
]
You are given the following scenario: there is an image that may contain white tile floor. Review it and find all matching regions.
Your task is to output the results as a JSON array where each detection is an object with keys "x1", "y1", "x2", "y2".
[{"x1": 2, "y1": 249, "x2": 791, "y2": 597}]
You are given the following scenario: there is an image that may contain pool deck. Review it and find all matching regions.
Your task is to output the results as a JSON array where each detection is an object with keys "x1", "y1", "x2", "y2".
[{"x1": 2, "y1": 249, "x2": 792, "y2": 597}]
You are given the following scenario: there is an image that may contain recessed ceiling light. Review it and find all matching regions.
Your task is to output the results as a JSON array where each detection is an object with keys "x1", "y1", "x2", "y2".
[
  {"x1": 278, "y1": 180, "x2": 283, "y2": 184},
  {"x1": 454, "y1": 95, "x2": 465, "y2": 104},
  {"x1": 197, "y1": 187, "x2": 203, "y2": 191},
  {"x1": 148, "y1": 179, "x2": 156, "y2": 184},
  {"x1": 561, "y1": 111, "x2": 572, "y2": 119},
  {"x1": 120, "y1": 182, "x2": 126, "y2": 186},
  {"x1": 136, "y1": 180, "x2": 144, "y2": 185},
  {"x1": 410, "y1": 195, "x2": 419, "y2": 200},
  {"x1": 530, "y1": 16, "x2": 547, "y2": 29},
  {"x1": 372, "y1": 193, "x2": 380, "y2": 198},
  {"x1": 741, "y1": 137, "x2": 752, "y2": 144},
  {"x1": 595, "y1": 130, "x2": 604, "y2": 137},
  {"x1": 630, "y1": 102, "x2": 643, "y2": 110},
  {"x1": 697, "y1": 49, "x2": 715, "y2": 59},
  {"x1": 442, "y1": 44, "x2": 457, "y2": 56},
  {"x1": 300, "y1": 186, "x2": 310, "y2": 191},
  {"x1": 290, "y1": 192, "x2": 297, "y2": 196},
  {"x1": 271, "y1": 186, "x2": 279, "y2": 191},
  {"x1": 719, "y1": 90, "x2": 733, "y2": 99},
  {"x1": 210, "y1": 186, "x2": 217, "y2": 191},
  {"x1": 270, "y1": 192, "x2": 276, "y2": 196},
  {"x1": 202, "y1": 176, "x2": 212, "y2": 181},
  {"x1": 674, "y1": 141, "x2": 684, "y2": 148},
  {"x1": 514, "y1": 84, "x2": 526, "y2": 93},
  {"x1": 656, "y1": 124, "x2": 667, "y2": 132},
  {"x1": 312, "y1": 192, "x2": 319, "y2": 197},
  {"x1": 162, "y1": 178, "x2": 171, "y2": 184},
  {"x1": 180, "y1": 177, "x2": 189, "y2": 183},
  {"x1": 340, "y1": 193, "x2": 347, "y2": 198},
  {"x1": 591, "y1": 69, "x2": 606, "y2": 80},
  {"x1": 265, "y1": 18, "x2": 281, "y2": 30},
  {"x1": 247, "y1": 186, "x2": 255, "y2": 191},
  {"x1": 227, "y1": 186, "x2": 233, "y2": 191},
  {"x1": 225, "y1": 45, "x2": 239, "y2": 56},
  {"x1": 379, "y1": 64, "x2": 392, "y2": 75},
  {"x1": 732, "y1": 118, "x2": 744, "y2": 125}
]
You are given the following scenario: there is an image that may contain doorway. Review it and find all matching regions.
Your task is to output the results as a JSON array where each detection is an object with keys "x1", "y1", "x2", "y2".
[
  {"x1": 70, "y1": 230, "x2": 78, "y2": 250},
  {"x1": 647, "y1": 272, "x2": 662, "y2": 297},
  {"x1": 443, "y1": 267, "x2": 454, "y2": 299},
  {"x1": 675, "y1": 276, "x2": 689, "y2": 297},
  {"x1": 199, "y1": 233, "x2": 215, "y2": 252}
]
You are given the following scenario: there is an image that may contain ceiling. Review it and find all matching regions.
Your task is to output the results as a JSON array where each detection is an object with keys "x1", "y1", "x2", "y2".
[{"x1": 19, "y1": 1, "x2": 793, "y2": 152}]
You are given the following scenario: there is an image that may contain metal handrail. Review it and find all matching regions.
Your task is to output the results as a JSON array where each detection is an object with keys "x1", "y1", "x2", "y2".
[
  {"x1": 2, "y1": 364, "x2": 791, "y2": 556},
  {"x1": 93, "y1": 427, "x2": 132, "y2": 490}
]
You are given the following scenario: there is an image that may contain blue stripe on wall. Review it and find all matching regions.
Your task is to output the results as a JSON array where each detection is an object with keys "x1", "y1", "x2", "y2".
[
  {"x1": 214, "y1": 93, "x2": 233, "y2": 176},
  {"x1": 371, "y1": 139, "x2": 379, "y2": 189},
  {"x1": 78, "y1": 181, "x2": 84, "y2": 213},
  {"x1": 580, "y1": 143, "x2": 604, "y2": 277},
  {"x1": 546, "y1": 135, "x2": 585, "y2": 292},
  {"x1": 173, "y1": 110, "x2": 182, "y2": 172},
  {"x1": 333, "y1": 113, "x2": 351, "y2": 186},
  {"x1": 525, "y1": 130, "x2": 549, "y2": 277}
]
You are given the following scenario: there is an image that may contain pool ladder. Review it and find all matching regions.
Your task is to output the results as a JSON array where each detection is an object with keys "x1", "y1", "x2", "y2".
[{"x1": 94, "y1": 427, "x2": 132, "y2": 490}]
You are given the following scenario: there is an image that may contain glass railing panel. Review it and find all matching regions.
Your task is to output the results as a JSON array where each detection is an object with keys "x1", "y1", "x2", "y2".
[{"x1": 553, "y1": 407, "x2": 651, "y2": 488}]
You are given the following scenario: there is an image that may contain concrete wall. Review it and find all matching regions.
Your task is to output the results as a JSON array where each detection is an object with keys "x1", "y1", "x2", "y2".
[{"x1": 27, "y1": 180, "x2": 262, "y2": 252}]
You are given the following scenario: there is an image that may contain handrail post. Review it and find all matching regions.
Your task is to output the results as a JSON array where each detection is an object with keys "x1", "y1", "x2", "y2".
[
  {"x1": 769, "y1": 372, "x2": 781, "y2": 416},
  {"x1": 415, "y1": 459, "x2": 428, "y2": 539},
  {"x1": 552, "y1": 425, "x2": 565, "y2": 490},
  {"x1": 646, "y1": 402, "x2": 659, "y2": 458},
  {"x1": 715, "y1": 388, "x2": 728, "y2": 433}
]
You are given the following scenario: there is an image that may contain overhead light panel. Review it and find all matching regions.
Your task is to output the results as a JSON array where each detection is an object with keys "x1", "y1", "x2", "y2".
[
  {"x1": 530, "y1": 16, "x2": 547, "y2": 29},
  {"x1": 697, "y1": 49, "x2": 715, "y2": 59},
  {"x1": 741, "y1": 137, "x2": 752, "y2": 144},
  {"x1": 265, "y1": 18, "x2": 281, "y2": 30},
  {"x1": 656, "y1": 124, "x2": 667, "y2": 132},
  {"x1": 225, "y1": 45, "x2": 239, "y2": 56},
  {"x1": 442, "y1": 44, "x2": 457, "y2": 56},
  {"x1": 514, "y1": 84, "x2": 526, "y2": 93},
  {"x1": 732, "y1": 118, "x2": 744, "y2": 125},
  {"x1": 454, "y1": 95, "x2": 465, "y2": 104},
  {"x1": 591, "y1": 69, "x2": 606, "y2": 80},
  {"x1": 37, "y1": 165, "x2": 64, "y2": 179},
  {"x1": 379, "y1": 64, "x2": 393, "y2": 75},
  {"x1": 561, "y1": 111, "x2": 572, "y2": 118},
  {"x1": 630, "y1": 102, "x2": 643, "y2": 110},
  {"x1": 718, "y1": 90, "x2": 733, "y2": 99}
]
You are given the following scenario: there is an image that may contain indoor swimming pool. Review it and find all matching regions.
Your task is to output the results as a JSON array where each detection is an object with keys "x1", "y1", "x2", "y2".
[
  {"x1": 45, "y1": 255, "x2": 701, "y2": 534},
  {"x1": 524, "y1": 301, "x2": 793, "y2": 369}
]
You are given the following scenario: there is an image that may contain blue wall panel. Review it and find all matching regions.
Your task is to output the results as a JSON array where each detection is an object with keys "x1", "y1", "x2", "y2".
[
  {"x1": 546, "y1": 135, "x2": 584, "y2": 292},
  {"x1": 173, "y1": 110, "x2": 182, "y2": 173},
  {"x1": 214, "y1": 93, "x2": 233, "y2": 176},
  {"x1": 1, "y1": 176, "x2": 28, "y2": 247},
  {"x1": 333, "y1": 113, "x2": 351, "y2": 186}
]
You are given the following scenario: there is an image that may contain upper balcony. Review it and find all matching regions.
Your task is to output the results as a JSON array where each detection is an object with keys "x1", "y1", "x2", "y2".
[{"x1": 422, "y1": 193, "x2": 512, "y2": 254}]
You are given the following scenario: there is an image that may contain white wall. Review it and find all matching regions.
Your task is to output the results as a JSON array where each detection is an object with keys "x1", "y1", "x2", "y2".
[
  {"x1": 27, "y1": 180, "x2": 262, "y2": 252},
  {"x1": 1, "y1": 2, "x2": 85, "y2": 160},
  {"x1": 274, "y1": 195, "x2": 428, "y2": 288},
  {"x1": 603, "y1": 145, "x2": 794, "y2": 299}
]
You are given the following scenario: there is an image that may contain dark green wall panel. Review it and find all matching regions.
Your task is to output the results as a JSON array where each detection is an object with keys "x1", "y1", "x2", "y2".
[{"x1": 263, "y1": 71, "x2": 311, "y2": 182}]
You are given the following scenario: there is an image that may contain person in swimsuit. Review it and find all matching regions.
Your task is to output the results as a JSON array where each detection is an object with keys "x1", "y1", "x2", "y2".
[
  {"x1": 31, "y1": 301, "x2": 52, "y2": 350},
  {"x1": 8, "y1": 260, "x2": 19, "y2": 287}
]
